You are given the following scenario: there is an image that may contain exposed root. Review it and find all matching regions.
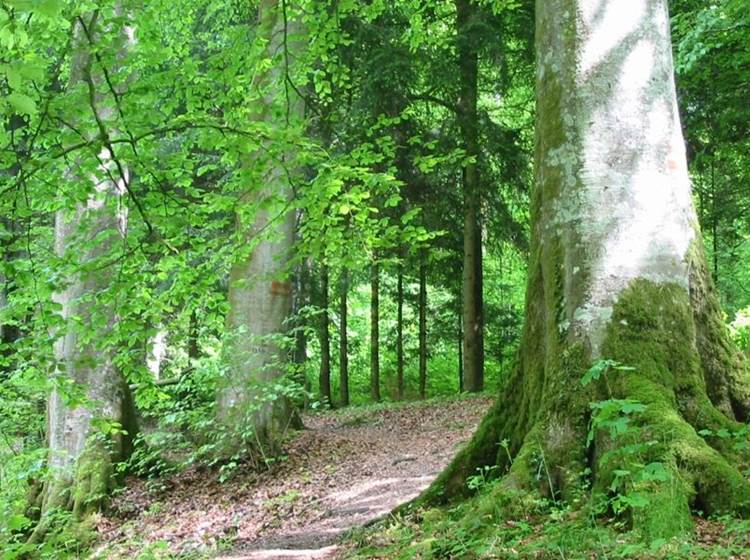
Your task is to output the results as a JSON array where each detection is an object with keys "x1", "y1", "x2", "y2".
[{"x1": 27, "y1": 437, "x2": 116, "y2": 545}]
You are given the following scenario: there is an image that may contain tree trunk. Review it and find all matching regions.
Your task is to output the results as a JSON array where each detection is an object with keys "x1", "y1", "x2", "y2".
[
  {"x1": 36, "y1": 196, "x2": 137, "y2": 528},
  {"x1": 293, "y1": 256, "x2": 310, "y2": 408},
  {"x1": 29, "y1": 12, "x2": 137, "y2": 539},
  {"x1": 458, "y1": 311, "x2": 464, "y2": 393},
  {"x1": 339, "y1": 270, "x2": 349, "y2": 407},
  {"x1": 710, "y1": 159, "x2": 719, "y2": 283},
  {"x1": 187, "y1": 308, "x2": 200, "y2": 362},
  {"x1": 396, "y1": 264, "x2": 405, "y2": 400},
  {"x1": 0, "y1": 219, "x2": 21, "y2": 377},
  {"x1": 418, "y1": 253, "x2": 428, "y2": 399},
  {"x1": 318, "y1": 264, "x2": 332, "y2": 408},
  {"x1": 370, "y1": 261, "x2": 381, "y2": 401},
  {"x1": 426, "y1": 0, "x2": 750, "y2": 541},
  {"x1": 456, "y1": 0, "x2": 484, "y2": 393},
  {"x1": 216, "y1": 0, "x2": 304, "y2": 452}
]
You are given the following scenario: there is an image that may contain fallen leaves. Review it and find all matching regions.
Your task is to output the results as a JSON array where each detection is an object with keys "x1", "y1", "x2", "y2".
[{"x1": 93, "y1": 395, "x2": 493, "y2": 558}]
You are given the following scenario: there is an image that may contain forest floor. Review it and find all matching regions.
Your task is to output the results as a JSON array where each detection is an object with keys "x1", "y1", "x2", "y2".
[{"x1": 92, "y1": 394, "x2": 493, "y2": 559}]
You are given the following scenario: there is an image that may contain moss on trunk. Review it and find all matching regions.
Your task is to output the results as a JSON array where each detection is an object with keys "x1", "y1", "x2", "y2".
[
  {"x1": 419, "y1": 275, "x2": 750, "y2": 542},
  {"x1": 28, "y1": 416, "x2": 133, "y2": 544}
]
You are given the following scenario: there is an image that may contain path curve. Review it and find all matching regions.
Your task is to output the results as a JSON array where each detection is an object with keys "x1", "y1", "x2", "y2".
[{"x1": 95, "y1": 397, "x2": 492, "y2": 560}]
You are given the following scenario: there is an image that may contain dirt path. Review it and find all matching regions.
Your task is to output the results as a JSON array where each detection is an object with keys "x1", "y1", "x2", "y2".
[{"x1": 95, "y1": 396, "x2": 492, "y2": 560}]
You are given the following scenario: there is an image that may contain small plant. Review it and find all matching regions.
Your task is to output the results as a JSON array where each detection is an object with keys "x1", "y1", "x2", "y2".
[
  {"x1": 466, "y1": 464, "x2": 499, "y2": 490},
  {"x1": 265, "y1": 489, "x2": 301, "y2": 509},
  {"x1": 582, "y1": 360, "x2": 672, "y2": 520}
]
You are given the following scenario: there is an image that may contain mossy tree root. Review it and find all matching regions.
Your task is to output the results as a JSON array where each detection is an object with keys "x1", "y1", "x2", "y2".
[
  {"x1": 418, "y1": 279, "x2": 750, "y2": 541},
  {"x1": 27, "y1": 437, "x2": 117, "y2": 545}
]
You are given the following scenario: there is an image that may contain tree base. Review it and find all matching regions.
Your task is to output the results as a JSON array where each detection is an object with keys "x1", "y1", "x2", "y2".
[
  {"x1": 417, "y1": 280, "x2": 750, "y2": 542},
  {"x1": 27, "y1": 439, "x2": 115, "y2": 544}
]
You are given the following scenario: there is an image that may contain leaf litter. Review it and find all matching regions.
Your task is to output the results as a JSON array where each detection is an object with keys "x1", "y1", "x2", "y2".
[{"x1": 92, "y1": 395, "x2": 493, "y2": 559}]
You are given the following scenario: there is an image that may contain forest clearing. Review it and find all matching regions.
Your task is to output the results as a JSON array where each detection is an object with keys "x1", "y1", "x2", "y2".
[{"x1": 2, "y1": 0, "x2": 750, "y2": 558}]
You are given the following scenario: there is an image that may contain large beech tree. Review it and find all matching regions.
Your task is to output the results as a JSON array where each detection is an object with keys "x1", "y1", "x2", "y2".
[
  {"x1": 426, "y1": 0, "x2": 750, "y2": 538},
  {"x1": 216, "y1": 0, "x2": 304, "y2": 450},
  {"x1": 29, "y1": 11, "x2": 137, "y2": 538}
]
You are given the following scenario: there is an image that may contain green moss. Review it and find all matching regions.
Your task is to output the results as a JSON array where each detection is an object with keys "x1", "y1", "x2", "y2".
[
  {"x1": 71, "y1": 437, "x2": 113, "y2": 518},
  {"x1": 408, "y1": 261, "x2": 750, "y2": 554},
  {"x1": 599, "y1": 279, "x2": 750, "y2": 534},
  {"x1": 27, "y1": 426, "x2": 123, "y2": 544},
  {"x1": 631, "y1": 459, "x2": 693, "y2": 542},
  {"x1": 688, "y1": 239, "x2": 750, "y2": 421}
]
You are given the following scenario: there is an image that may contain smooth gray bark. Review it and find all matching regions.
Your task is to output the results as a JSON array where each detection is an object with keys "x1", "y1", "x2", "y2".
[
  {"x1": 216, "y1": 0, "x2": 305, "y2": 448},
  {"x1": 32, "y1": 11, "x2": 137, "y2": 534}
]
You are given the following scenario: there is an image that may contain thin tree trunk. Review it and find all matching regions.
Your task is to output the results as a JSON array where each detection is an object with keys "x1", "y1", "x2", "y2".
[
  {"x1": 339, "y1": 270, "x2": 349, "y2": 407},
  {"x1": 458, "y1": 310, "x2": 464, "y2": 393},
  {"x1": 0, "y1": 261, "x2": 20, "y2": 377},
  {"x1": 370, "y1": 261, "x2": 381, "y2": 401},
  {"x1": 396, "y1": 264, "x2": 405, "y2": 400},
  {"x1": 293, "y1": 256, "x2": 310, "y2": 408},
  {"x1": 418, "y1": 252, "x2": 428, "y2": 399},
  {"x1": 711, "y1": 159, "x2": 719, "y2": 283},
  {"x1": 187, "y1": 309, "x2": 200, "y2": 362},
  {"x1": 456, "y1": 0, "x2": 483, "y2": 393},
  {"x1": 318, "y1": 264, "x2": 332, "y2": 407}
]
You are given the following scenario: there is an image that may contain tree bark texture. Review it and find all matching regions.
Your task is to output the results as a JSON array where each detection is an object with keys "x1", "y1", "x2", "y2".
[
  {"x1": 31, "y1": 11, "x2": 137, "y2": 537},
  {"x1": 419, "y1": 253, "x2": 428, "y2": 399},
  {"x1": 318, "y1": 264, "x2": 332, "y2": 407},
  {"x1": 339, "y1": 270, "x2": 349, "y2": 407},
  {"x1": 370, "y1": 262, "x2": 381, "y2": 401},
  {"x1": 217, "y1": 0, "x2": 305, "y2": 449},
  {"x1": 396, "y1": 264, "x2": 405, "y2": 400}
]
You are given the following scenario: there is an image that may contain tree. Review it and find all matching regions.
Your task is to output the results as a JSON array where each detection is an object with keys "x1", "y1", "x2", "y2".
[
  {"x1": 418, "y1": 249, "x2": 428, "y2": 399},
  {"x1": 216, "y1": 0, "x2": 304, "y2": 451},
  {"x1": 339, "y1": 270, "x2": 350, "y2": 407},
  {"x1": 672, "y1": 0, "x2": 750, "y2": 315},
  {"x1": 370, "y1": 261, "x2": 381, "y2": 401},
  {"x1": 426, "y1": 0, "x2": 750, "y2": 539},
  {"x1": 317, "y1": 264, "x2": 333, "y2": 407},
  {"x1": 29, "y1": 10, "x2": 137, "y2": 538},
  {"x1": 456, "y1": 0, "x2": 484, "y2": 393},
  {"x1": 396, "y1": 261, "x2": 405, "y2": 400}
]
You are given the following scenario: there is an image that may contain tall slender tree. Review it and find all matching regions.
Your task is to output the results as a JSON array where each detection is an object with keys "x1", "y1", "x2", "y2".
[
  {"x1": 339, "y1": 270, "x2": 350, "y2": 407},
  {"x1": 396, "y1": 263, "x2": 405, "y2": 400},
  {"x1": 370, "y1": 261, "x2": 381, "y2": 401},
  {"x1": 456, "y1": 0, "x2": 484, "y2": 393},
  {"x1": 418, "y1": 251, "x2": 428, "y2": 399},
  {"x1": 318, "y1": 264, "x2": 332, "y2": 407},
  {"x1": 30, "y1": 10, "x2": 137, "y2": 538}
]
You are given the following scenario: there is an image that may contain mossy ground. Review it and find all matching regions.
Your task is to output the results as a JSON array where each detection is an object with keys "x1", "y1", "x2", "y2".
[{"x1": 345, "y1": 490, "x2": 750, "y2": 559}]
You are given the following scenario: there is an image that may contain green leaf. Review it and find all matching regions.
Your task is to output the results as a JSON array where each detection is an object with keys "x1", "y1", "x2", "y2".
[
  {"x1": 38, "y1": 0, "x2": 63, "y2": 17},
  {"x1": 7, "y1": 92, "x2": 36, "y2": 116},
  {"x1": 7, "y1": 514, "x2": 30, "y2": 531},
  {"x1": 5, "y1": 65, "x2": 21, "y2": 90},
  {"x1": 619, "y1": 401, "x2": 646, "y2": 414}
]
